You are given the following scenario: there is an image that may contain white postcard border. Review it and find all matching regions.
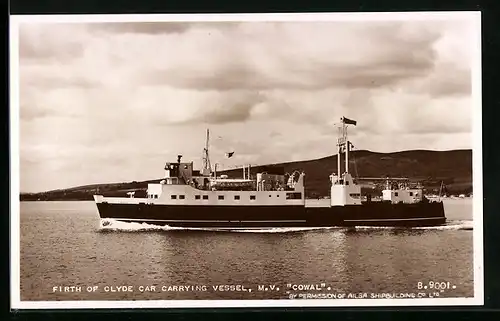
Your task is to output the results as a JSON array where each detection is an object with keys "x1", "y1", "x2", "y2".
[
  {"x1": 471, "y1": 13, "x2": 483, "y2": 302},
  {"x1": 9, "y1": 11, "x2": 484, "y2": 310}
]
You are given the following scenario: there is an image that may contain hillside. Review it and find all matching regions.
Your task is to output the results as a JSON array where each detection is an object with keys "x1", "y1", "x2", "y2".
[{"x1": 20, "y1": 149, "x2": 473, "y2": 201}]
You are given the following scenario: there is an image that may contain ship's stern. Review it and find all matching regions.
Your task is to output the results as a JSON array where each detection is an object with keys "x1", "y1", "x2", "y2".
[{"x1": 434, "y1": 199, "x2": 447, "y2": 222}]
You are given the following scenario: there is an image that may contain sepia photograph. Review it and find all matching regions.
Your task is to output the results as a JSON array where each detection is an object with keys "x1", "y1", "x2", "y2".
[{"x1": 10, "y1": 12, "x2": 482, "y2": 309}]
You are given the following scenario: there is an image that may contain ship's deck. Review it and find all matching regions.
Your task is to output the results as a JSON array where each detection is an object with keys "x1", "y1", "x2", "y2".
[{"x1": 304, "y1": 197, "x2": 384, "y2": 208}]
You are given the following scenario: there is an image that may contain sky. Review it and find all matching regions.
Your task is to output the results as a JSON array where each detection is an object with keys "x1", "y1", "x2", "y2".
[{"x1": 16, "y1": 14, "x2": 479, "y2": 192}]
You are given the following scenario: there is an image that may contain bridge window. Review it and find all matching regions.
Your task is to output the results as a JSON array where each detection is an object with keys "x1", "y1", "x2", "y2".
[
  {"x1": 409, "y1": 192, "x2": 413, "y2": 196},
  {"x1": 234, "y1": 195, "x2": 240, "y2": 200},
  {"x1": 250, "y1": 195, "x2": 256, "y2": 200},
  {"x1": 218, "y1": 195, "x2": 224, "y2": 200},
  {"x1": 179, "y1": 195, "x2": 185, "y2": 200},
  {"x1": 286, "y1": 192, "x2": 302, "y2": 200},
  {"x1": 395, "y1": 192, "x2": 399, "y2": 197},
  {"x1": 195, "y1": 195, "x2": 200, "y2": 200},
  {"x1": 171, "y1": 195, "x2": 177, "y2": 199},
  {"x1": 202, "y1": 195, "x2": 208, "y2": 200}
]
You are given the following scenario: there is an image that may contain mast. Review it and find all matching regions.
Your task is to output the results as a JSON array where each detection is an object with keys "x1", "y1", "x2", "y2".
[
  {"x1": 337, "y1": 117, "x2": 356, "y2": 176},
  {"x1": 331, "y1": 117, "x2": 361, "y2": 206},
  {"x1": 345, "y1": 125, "x2": 349, "y2": 174},
  {"x1": 337, "y1": 126, "x2": 342, "y2": 177},
  {"x1": 337, "y1": 121, "x2": 348, "y2": 176},
  {"x1": 202, "y1": 129, "x2": 211, "y2": 176}
]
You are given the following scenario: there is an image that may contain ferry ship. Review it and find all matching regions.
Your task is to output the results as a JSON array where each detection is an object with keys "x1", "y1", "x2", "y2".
[{"x1": 94, "y1": 117, "x2": 446, "y2": 229}]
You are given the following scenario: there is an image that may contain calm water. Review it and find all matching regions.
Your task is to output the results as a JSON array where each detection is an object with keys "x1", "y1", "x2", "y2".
[{"x1": 19, "y1": 199, "x2": 474, "y2": 301}]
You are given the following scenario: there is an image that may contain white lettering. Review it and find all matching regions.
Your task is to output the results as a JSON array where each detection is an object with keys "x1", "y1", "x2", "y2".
[
  {"x1": 212, "y1": 285, "x2": 246, "y2": 292},
  {"x1": 139, "y1": 285, "x2": 156, "y2": 292},
  {"x1": 291, "y1": 284, "x2": 322, "y2": 291},
  {"x1": 103, "y1": 285, "x2": 133, "y2": 292},
  {"x1": 370, "y1": 292, "x2": 417, "y2": 299},
  {"x1": 52, "y1": 286, "x2": 82, "y2": 292},
  {"x1": 161, "y1": 285, "x2": 208, "y2": 292}
]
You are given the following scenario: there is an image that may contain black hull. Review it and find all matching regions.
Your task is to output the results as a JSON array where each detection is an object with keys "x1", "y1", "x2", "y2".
[{"x1": 96, "y1": 201, "x2": 446, "y2": 228}]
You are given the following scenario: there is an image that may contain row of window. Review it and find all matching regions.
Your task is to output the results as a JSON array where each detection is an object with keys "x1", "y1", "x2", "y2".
[
  {"x1": 393, "y1": 192, "x2": 414, "y2": 197},
  {"x1": 191, "y1": 194, "x2": 254, "y2": 200},
  {"x1": 149, "y1": 193, "x2": 302, "y2": 201}
]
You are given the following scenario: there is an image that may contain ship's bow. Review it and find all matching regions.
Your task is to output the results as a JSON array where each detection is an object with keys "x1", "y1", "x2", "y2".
[{"x1": 93, "y1": 195, "x2": 105, "y2": 218}]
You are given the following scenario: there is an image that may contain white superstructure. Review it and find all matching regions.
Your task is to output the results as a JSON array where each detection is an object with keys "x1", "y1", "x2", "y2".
[
  {"x1": 381, "y1": 179, "x2": 423, "y2": 204},
  {"x1": 94, "y1": 117, "x2": 427, "y2": 208},
  {"x1": 330, "y1": 117, "x2": 362, "y2": 206}
]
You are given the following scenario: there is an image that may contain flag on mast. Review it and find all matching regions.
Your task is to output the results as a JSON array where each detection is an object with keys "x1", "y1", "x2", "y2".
[{"x1": 341, "y1": 117, "x2": 357, "y2": 126}]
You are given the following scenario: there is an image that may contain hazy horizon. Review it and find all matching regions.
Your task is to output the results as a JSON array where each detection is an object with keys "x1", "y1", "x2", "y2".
[
  {"x1": 20, "y1": 147, "x2": 472, "y2": 194},
  {"x1": 15, "y1": 14, "x2": 479, "y2": 193}
]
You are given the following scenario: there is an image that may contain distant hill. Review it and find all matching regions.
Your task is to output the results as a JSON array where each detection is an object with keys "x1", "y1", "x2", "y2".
[{"x1": 20, "y1": 149, "x2": 472, "y2": 201}]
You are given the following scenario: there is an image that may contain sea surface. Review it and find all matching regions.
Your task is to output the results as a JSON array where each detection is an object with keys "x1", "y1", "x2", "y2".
[{"x1": 18, "y1": 199, "x2": 475, "y2": 302}]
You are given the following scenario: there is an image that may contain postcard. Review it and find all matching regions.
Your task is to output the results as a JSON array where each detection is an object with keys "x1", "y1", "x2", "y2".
[{"x1": 10, "y1": 11, "x2": 483, "y2": 309}]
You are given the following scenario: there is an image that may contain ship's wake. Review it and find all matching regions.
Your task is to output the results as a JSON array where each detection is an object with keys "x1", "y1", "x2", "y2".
[
  {"x1": 352, "y1": 220, "x2": 473, "y2": 231},
  {"x1": 98, "y1": 219, "x2": 473, "y2": 233},
  {"x1": 98, "y1": 219, "x2": 213, "y2": 232},
  {"x1": 414, "y1": 220, "x2": 473, "y2": 230},
  {"x1": 98, "y1": 219, "x2": 342, "y2": 233},
  {"x1": 227, "y1": 227, "x2": 342, "y2": 233}
]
